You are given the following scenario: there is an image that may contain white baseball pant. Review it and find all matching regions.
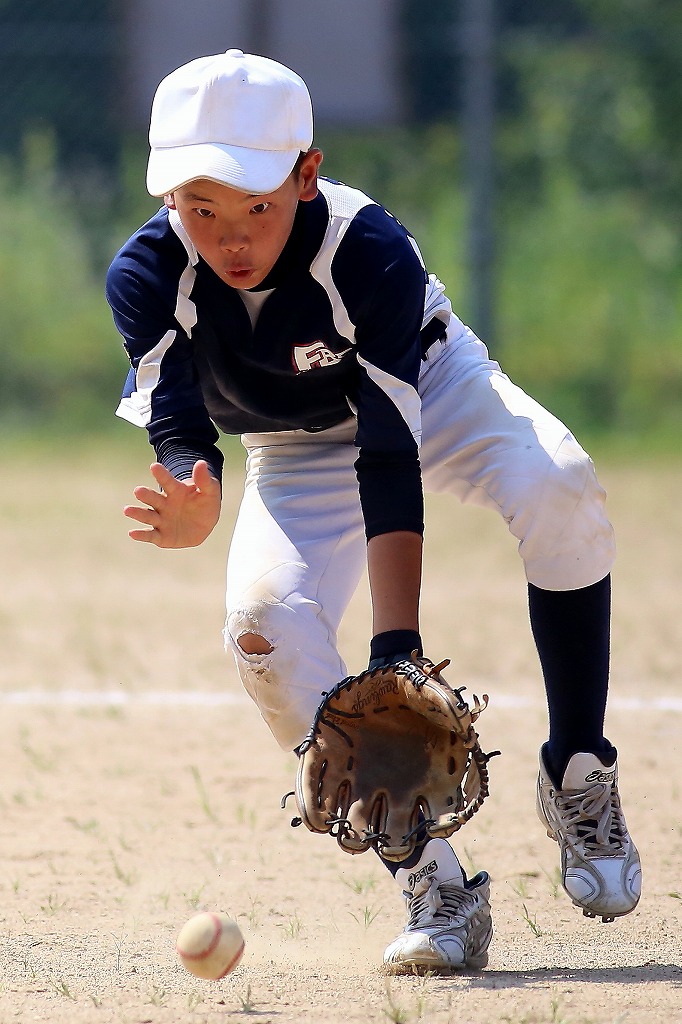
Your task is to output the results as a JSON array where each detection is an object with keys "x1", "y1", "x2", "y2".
[{"x1": 224, "y1": 316, "x2": 616, "y2": 751}]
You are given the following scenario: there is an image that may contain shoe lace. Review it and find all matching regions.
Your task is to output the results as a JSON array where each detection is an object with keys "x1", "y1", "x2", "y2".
[
  {"x1": 556, "y1": 782, "x2": 627, "y2": 853},
  {"x1": 406, "y1": 879, "x2": 475, "y2": 930}
]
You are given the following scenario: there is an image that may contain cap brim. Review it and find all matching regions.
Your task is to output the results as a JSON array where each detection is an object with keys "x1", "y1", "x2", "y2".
[{"x1": 146, "y1": 142, "x2": 301, "y2": 197}]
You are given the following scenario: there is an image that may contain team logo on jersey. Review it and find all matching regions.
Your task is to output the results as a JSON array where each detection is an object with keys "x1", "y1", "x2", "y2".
[{"x1": 292, "y1": 340, "x2": 351, "y2": 373}]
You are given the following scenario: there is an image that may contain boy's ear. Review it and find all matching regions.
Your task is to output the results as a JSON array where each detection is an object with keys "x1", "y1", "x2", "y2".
[
  {"x1": 164, "y1": 193, "x2": 177, "y2": 210},
  {"x1": 297, "y1": 149, "x2": 323, "y2": 202}
]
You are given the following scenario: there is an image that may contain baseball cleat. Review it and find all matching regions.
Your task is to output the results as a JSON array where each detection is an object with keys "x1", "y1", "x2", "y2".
[
  {"x1": 537, "y1": 745, "x2": 641, "y2": 922},
  {"x1": 383, "y1": 838, "x2": 492, "y2": 973}
]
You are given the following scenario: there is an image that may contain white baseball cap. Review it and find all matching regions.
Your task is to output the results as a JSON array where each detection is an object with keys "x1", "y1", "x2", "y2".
[{"x1": 146, "y1": 48, "x2": 314, "y2": 197}]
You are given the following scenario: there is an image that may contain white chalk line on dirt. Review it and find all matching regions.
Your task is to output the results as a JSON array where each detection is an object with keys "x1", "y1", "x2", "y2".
[{"x1": 0, "y1": 689, "x2": 681, "y2": 712}]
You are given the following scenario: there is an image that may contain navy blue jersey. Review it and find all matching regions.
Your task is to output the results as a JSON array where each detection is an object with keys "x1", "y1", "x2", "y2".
[{"x1": 106, "y1": 178, "x2": 451, "y2": 538}]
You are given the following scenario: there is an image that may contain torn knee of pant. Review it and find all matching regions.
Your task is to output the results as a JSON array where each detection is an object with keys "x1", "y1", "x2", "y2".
[
  {"x1": 224, "y1": 606, "x2": 279, "y2": 659},
  {"x1": 237, "y1": 631, "x2": 274, "y2": 656}
]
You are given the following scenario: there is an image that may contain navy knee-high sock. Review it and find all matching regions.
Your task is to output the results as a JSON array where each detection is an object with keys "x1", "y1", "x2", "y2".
[
  {"x1": 378, "y1": 836, "x2": 429, "y2": 878},
  {"x1": 528, "y1": 574, "x2": 615, "y2": 786}
]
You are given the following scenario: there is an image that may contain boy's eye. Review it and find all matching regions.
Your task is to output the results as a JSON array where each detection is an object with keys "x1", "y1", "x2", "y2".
[
  {"x1": 195, "y1": 208, "x2": 214, "y2": 218},
  {"x1": 250, "y1": 202, "x2": 270, "y2": 214}
]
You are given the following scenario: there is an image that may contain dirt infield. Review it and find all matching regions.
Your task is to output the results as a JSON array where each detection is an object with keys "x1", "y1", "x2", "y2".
[{"x1": 0, "y1": 445, "x2": 680, "y2": 1023}]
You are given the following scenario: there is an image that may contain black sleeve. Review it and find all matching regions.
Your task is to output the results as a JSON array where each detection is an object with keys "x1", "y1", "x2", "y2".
[{"x1": 354, "y1": 447, "x2": 424, "y2": 540}]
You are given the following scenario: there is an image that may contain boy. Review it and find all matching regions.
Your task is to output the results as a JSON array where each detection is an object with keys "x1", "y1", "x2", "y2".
[{"x1": 106, "y1": 49, "x2": 641, "y2": 973}]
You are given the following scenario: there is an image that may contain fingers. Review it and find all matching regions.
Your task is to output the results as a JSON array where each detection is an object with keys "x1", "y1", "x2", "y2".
[
  {"x1": 123, "y1": 460, "x2": 222, "y2": 549},
  {"x1": 192, "y1": 459, "x2": 220, "y2": 491},
  {"x1": 149, "y1": 461, "x2": 181, "y2": 493},
  {"x1": 124, "y1": 467, "x2": 166, "y2": 541},
  {"x1": 131, "y1": 485, "x2": 165, "y2": 510},
  {"x1": 123, "y1": 502, "x2": 162, "y2": 545},
  {"x1": 146, "y1": 460, "x2": 219, "y2": 493},
  {"x1": 123, "y1": 504, "x2": 159, "y2": 527},
  {"x1": 126, "y1": 463, "x2": 187, "y2": 519},
  {"x1": 127, "y1": 527, "x2": 162, "y2": 546}
]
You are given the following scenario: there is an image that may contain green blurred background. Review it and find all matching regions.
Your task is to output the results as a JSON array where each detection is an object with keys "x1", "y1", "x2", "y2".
[{"x1": 1, "y1": 0, "x2": 680, "y2": 456}]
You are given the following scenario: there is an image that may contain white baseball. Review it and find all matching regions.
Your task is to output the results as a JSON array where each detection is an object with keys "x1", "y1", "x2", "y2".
[{"x1": 176, "y1": 911, "x2": 245, "y2": 980}]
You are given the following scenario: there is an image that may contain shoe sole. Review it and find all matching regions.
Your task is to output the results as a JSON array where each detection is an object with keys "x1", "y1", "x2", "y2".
[
  {"x1": 383, "y1": 919, "x2": 492, "y2": 974},
  {"x1": 382, "y1": 955, "x2": 488, "y2": 976}
]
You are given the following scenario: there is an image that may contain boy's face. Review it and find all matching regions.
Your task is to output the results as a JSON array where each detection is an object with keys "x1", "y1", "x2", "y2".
[{"x1": 165, "y1": 150, "x2": 322, "y2": 290}]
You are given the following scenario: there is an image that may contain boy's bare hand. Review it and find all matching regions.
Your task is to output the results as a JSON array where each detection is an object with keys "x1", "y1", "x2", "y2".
[{"x1": 124, "y1": 461, "x2": 221, "y2": 548}]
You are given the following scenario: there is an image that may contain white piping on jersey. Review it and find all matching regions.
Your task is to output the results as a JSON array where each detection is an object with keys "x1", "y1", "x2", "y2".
[
  {"x1": 312, "y1": 179, "x2": 423, "y2": 444},
  {"x1": 402, "y1": 233, "x2": 452, "y2": 335},
  {"x1": 175, "y1": 263, "x2": 199, "y2": 336},
  {"x1": 116, "y1": 329, "x2": 177, "y2": 427},
  {"x1": 168, "y1": 211, "x2": 199, "y2": 337},
  {"x1": 117, "y1": 212, "x2": 200, "y2": 427},
  {"x1": 357, "y1": 354, "x2": 422, "y2": 447},
  {"x1": 423, "y1": 274, "x2": 452, "y2": 328},
  {"x1": 310, "y1": 179, "x2": 376, "y2": 343},
  {"x1": 168, "y1": 208, "x2": 199, "y2": 265},
  {"x1": 407, "y1": 233, "x2": 426, "y2": 270}
]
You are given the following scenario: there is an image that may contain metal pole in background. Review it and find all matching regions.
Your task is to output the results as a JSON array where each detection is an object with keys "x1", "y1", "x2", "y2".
[
  {"x1": 460, "y1": 0, "x2": 497, "y2": 347},
  {"x1": 244, "y1": 0, "x2": 274, "y2": 57}
]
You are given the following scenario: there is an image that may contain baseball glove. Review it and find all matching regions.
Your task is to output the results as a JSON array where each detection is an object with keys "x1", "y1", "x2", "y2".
[{"x1": 288, "y1": 655, "x2": 498, "y2": 861}]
